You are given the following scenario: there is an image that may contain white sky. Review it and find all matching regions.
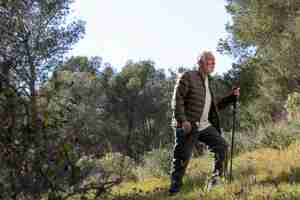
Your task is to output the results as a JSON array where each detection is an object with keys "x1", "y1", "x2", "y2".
[{"x1": 69, "y1": 0, "x2": 233, "y2": 75}]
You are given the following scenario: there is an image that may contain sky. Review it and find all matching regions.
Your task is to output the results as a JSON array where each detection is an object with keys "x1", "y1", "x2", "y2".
[{"x1": 69, "y1": 0, "x2": 233, "y2": 75}]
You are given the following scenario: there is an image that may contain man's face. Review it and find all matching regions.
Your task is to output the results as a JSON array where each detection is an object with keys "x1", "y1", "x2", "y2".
[{"x1": 201, "y1": 56, "x2": 215, "y2": 74}]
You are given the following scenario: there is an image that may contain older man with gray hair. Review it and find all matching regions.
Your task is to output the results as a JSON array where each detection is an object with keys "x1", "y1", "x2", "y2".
[{"x1": 169, "y1": 51, "x2": 240, "y2": 194}]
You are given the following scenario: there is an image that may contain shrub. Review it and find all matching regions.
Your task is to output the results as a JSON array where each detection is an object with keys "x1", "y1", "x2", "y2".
[
  {"x1": 135, "y1": 147, "x2": 172, "y2": 179},
  {"x1": 226, "y1": 119, "x2": 300, "y2": 153},
  {"x1": 100, "y1": 152, "x2": 137, "y2": 181},
  {"x1": 223, "y1": 130, "x2": 256, "y2": 153},
  {"x1": 240, "y1": 100, "x2": 272, "y2": 130},
  {"x1": 258, "y1": 120, "x2": 300, "y2": 150}
]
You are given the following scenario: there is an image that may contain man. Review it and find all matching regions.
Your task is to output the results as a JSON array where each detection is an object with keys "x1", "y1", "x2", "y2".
[{"x1": 169, "y1": 51, "x2": 240, "y2": 194}]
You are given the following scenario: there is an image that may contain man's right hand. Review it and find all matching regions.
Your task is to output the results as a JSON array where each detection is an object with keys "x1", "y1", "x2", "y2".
[{"x1": 182, "y1": 121, "x2": 192, "y2": 134}]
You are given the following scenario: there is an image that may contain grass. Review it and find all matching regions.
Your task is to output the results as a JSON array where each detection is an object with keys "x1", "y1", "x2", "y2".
[{"x1": 110, "y1": 141, "x2": 300, "y2": 200}]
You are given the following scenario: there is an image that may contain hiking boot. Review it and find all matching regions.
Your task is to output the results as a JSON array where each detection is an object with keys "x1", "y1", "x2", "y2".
[{"x1": 168, "y1": 179, "x2": 182, "y2": 195}]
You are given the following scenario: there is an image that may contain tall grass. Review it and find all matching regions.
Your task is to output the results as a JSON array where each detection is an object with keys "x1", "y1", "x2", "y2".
[{"x1": 111, "y1": 140, "x2": 300, "y2": 200}]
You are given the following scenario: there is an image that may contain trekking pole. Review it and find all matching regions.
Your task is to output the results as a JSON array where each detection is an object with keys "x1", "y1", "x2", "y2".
[{"x1": 229, "y1": 98, "x2": 237, "y2": 183}]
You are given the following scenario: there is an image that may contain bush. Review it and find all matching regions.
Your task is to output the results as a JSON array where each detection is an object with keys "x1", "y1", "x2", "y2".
[
  {"x1": 100, "y1": 152, "x2": 137, "y2": 181},
  {"x1": 135, "y1": 147, "x2": 172, "y2": 179},
  {"x1": 240, "y1": 100, "x2": 272, "y2": 130},
  {"x1": 225, "y1": 119, "x2": 300, "y2": 153},
  {"x1": 258, "y1": 120, "x2": 300, "y2": 150},
  {"x1": 76, "y1": 152, "x2": 137, "y2": 183},
  {"x1": 223, "y1": 130, "x2": 255, "y2": 154},
  {"x1": 76, "y1": 155, "x2": 101, "y2": 176}
]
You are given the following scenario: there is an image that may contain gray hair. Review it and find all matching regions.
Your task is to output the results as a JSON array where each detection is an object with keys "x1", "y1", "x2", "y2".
[{"x1": 197, "y1": 51, "x2": 215, "y2": 67}]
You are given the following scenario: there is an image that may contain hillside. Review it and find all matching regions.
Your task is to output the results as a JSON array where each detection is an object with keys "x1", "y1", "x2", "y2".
[{"x1": 113, "y1": 141, "x2": 300, "y2": 200}]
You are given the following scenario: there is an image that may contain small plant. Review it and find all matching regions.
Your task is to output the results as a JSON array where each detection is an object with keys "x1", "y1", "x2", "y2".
[
  {"x1": 135, "y1": 147, "x2": 172, "y2": 179},
  {"x1": 259, "y1": 120, "x2": 300, "y2": 149},
  {"x1": 100, "y1": 152, "x2": 137, "y2": 181}
]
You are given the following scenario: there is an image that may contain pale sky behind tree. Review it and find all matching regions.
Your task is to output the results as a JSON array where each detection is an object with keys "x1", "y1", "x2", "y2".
[{"x1": 70, "y1": 0, "x2": 233, "y2": 75}]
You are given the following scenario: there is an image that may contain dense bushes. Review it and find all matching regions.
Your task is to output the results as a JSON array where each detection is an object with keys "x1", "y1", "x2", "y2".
[{"x1": 224, "y1": 118, "x2": 300, "y2": 154}]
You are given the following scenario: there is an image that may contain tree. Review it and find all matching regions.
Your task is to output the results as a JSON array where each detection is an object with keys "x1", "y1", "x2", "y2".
[
  {"x1": 56, "y1": 56, "x2": 103, "y2": 75},
  {"x1": 0, "y1": 1, "x2": 89, "y2": 199},
  {"x1": 219, "y1": 0, "x2": 300, "y2": 124},
  {"x1": 105, "y1": 61, "x2": 171, "y2": 160}
]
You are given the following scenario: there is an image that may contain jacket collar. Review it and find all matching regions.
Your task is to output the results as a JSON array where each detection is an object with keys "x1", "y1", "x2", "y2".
[{"x1": 198, "y1": 68, "x2": 213, "y2": 83}]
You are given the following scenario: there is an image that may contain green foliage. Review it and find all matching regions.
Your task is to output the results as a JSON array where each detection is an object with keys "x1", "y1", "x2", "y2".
[
  {"x1": 76, "y1": 155, "x2": 99, "y2": 174},
  {"x1": 240, "y1": 99, "x2": 272, "y2": 130},
  {"x1": 0, "y1": 0, "x2": 91, "y2": 199},
  {"x1": 286, "y1": 92, "x2": 300, "y2": 120},
  {"x1": 272, "y1": 191, "x2": 300, "y2": 200},
  {"x1": 238, "y1": 119, "x2": 300, "y2": 152},
  {"x1": 56, "y1": 56, "x2": 103, "y2": 75},
  {"x1": 3, "y1": 1, "x2": 300, "y2": 199},
  {"x1": 107, "y1": 61, "x2": 172, "y2": 160},
  {"x1": 135, "y1": 147, "x2": 172, "y2": 179},
  {"x1": 113, "y1": 141, "x2": 300, "y2": 200},
  {"x1": 100, "y1": 152, "x2": 137, "y2": 181},
  {"x1": 220, "y1": 0, "x2": 300, "y2": 124},
  {"x1": 259, "y1": 124, "x2": 298, "y2": 150}
]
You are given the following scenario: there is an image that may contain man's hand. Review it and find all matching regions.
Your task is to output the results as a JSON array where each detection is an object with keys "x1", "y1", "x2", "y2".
[
  {"x1": 182, "y1": 121, "x2": 192, "y2": 134},
  {"x1": 233, "y1": 87, "x2": 240, "y2": 97}
]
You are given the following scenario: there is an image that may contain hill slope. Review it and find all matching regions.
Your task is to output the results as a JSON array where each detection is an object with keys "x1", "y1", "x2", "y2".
[{"x1": 113, "y1": 142, "x2": 300, "y2": 200}]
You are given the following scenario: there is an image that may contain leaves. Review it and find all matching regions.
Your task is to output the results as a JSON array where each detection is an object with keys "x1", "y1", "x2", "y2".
[
  {"x1": 220, "y1": 0, "x2": 300, "y2": 124},
  {"x1": 0, "y1": 0, "x2": 86, "y2": 199}
]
